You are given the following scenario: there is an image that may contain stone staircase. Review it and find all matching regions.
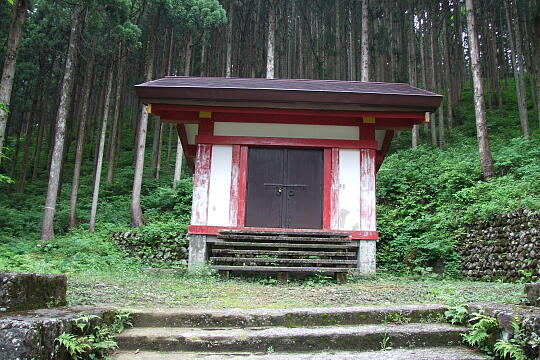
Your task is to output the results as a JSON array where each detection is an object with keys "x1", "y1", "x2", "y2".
[
  {"x1": 209, "y1": 230, "x2": 357, "y2": 282},
  {"x1": 113, "y1": 305, "x2": 486, "y2": 359}
]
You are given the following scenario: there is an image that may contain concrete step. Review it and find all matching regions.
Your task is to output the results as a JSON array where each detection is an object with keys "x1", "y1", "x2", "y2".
[
  {"x1": 130, "y1": 305, "x2": 447, "y2": 328},
  {"x1": 214, "y1": 241, "x2": 356, "y2": 249},
  {"x1": 210, "y1": 257, "x2": 358, "y2": 265},
  {"x1": 211, "y1": 265, "x2": 353, "y2": 273},
  {"x1": 217, "y1": 234, "x2": 352, "y2": 243},
  {"x1": 219, "y1": 230, "x2": 350, "y2": 238},
  {"x1": 113, "y1": 347, "x2": 487, "y2": 360},
  {"x1": 115, "y1": 323, "x2": 465, "y2": 353},
  {"x1": 211, "y1": 249, "x2": 357, "y2": 257}
]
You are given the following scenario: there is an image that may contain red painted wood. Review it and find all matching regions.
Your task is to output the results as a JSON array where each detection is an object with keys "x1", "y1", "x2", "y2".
[
  {"x1": 359, "y1": 148, "x2": 377, "y2": 232},
  {"x1": 330, "y1": 148, "x2": 340, "y2": 230},
  {"x1": 236, "y1": 146, "x2": 248, "y2": 227},
  {"x1": 191, "y1": 144, "x2": 212, "y2": 225},
  {"x1": 151, "y1": 104, "x2": 425, "y2": 120},
  {"x1": 198, "y1": 119, "x2": 214, "y2": 136},
  {"x1": 323, "y1": 149, "x2": 332, "y2": 229},
  {"x1": 360, "y1": 123, "x2": 376, "y2": 141},
  {"x1": 176, "y1": 124, "x2": 195, "y2": 170},
  {"x1": 187, "y1": 225, "x2": 378, "y2": 240},
  {"x1": 229, "y1": 145, "x2": 241, "y2": 226},
  {"x1": 376, "y1": 130, "x2": 395, "y2": 172},
  {"x1": 196, "y1": 135, "x2": 378, "y2": 150}
]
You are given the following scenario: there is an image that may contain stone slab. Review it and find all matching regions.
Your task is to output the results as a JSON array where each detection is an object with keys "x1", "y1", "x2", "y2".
[
  {"x1": 130, "y1": 304, "x2": 447, "y2": 328},
  {"x1": 0, "y1": 306, "x2": 114, "y2": 360},
  {"x1": 0, "y1": 272, "x2": 67, "y2": 313},
  {"x1": 113, "y1": 347, "x2": 487, "y2": 360},
  {"x1": 116, "y1": 323, "x2": 465, "y2": 352}
]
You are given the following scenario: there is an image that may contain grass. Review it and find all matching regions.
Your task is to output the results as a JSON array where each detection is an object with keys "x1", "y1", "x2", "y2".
[{"x1": 67, "y1": 271, "x2": 525, "y2": 309}]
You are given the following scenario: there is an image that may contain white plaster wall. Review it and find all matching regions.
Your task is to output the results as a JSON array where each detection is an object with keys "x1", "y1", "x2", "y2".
[
  {"x1": 214, "y1": 122, "x2": 359, "y2": 140},
  {"x1": 185, "y1": 124, "x2": 199, "y2": 145},
  {"x1": 207, "y1": 145, "x2": 233, "y2": 226},
  {"x1": 338, "y1": 149, "x2": 361, "y2": 230}
]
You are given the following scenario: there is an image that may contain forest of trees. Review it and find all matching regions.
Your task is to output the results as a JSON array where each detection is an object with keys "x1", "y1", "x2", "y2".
[{"x1": 0, "y1": 0, "x2": 539, "y2": 242}]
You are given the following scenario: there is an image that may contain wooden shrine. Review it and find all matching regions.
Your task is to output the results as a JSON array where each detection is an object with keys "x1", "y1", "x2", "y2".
[{"x1": 135, "y1": 77, "x2": 442, "y2": 278}]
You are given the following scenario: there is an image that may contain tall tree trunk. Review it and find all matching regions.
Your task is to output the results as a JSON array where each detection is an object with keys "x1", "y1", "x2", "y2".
[
  {"x1": 348, "y1": 1, "x2": 356, "y2": 81},
  {"x1": 17, "y1": 73, "x2": 44, "y2": 193},
  {"x1": 466, "y1": 0, "x2": 495, "y2": 179},
  {"x1": 409, "y1": 3, "x2": 420, "y2": 148},
  {"x1": 131, "y1": 34, "x2": 156, "y2": 227},
  {"x1": 225, "y1": 0, "x2": 234, "y2": 78},
  {"x1": 89, "y1": 70, "x2": 114, "y2": 232},
  {"x1": 360, "y1": 0, "x2": 369, "y2": 81},
  {"x1": 31, "y1": 101, "x2": 47, "y2": 180},
  {"x1": 41, "y1": 6, "x2": 82, "y2": 240},
  {"x1": 533, "y1": 0, "x2": 540, "y2": 128},
  {"x1": 173, "y1": 126, "x2": 183, "y2": 189},
  {"x1": 68, "y1": 51, "x2": 95, "y2": 228},
  {"x1": 0, "y1": 0, "x2": 30, "y2": 165},
  {"x1": 266, "y1": 1, "x2": 276, "y2": 79},
  {"x1": 105, "y1": 51, "x2": 125, "y2": 188},
  {"x1": 505, "y1": 0, "x2": 530, "y2": 138},
  {"x1": 442, "y1": 1, "x2": 454, "y2": 130},
  {"x1": 428, "y1": 22, "x2": 438, "y2": 147}
]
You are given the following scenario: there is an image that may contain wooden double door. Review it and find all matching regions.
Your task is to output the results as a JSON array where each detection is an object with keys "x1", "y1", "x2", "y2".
[{"x1": 245, "y1": 147, "x2": 323, "y2": 229}]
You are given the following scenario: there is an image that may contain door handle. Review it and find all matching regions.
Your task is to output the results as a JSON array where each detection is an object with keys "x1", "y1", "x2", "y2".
[
  {"x1": 288, "y1": 190, "x2": 295, "y2": 196},
  {"x1": 276, "y1": 187, "x2": 282, "y2": 196}
]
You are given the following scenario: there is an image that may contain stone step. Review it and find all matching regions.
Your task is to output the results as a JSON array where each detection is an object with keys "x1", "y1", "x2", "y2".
[
  {"x1": 217, "y1": 234, "x2": 352, "y2": 243},
  {"x1": 130, "y1": 305, "x2": 447, "y2": 328},
  {"x1": 210, "y1": 257, "x2": 358, "y2": 266},
  {"x1": 213, "y1": 241, "x2": 356, "y2": 250},
  {"x1": 115, "y1": 323, "x2": 466, "y2": 353},
  {"x1": 211, "y1": 249, "x2": 356, "y2": 257},
  {"x1": 211, "y1": 265, "x2": 353, "y2": 273},
  {"x1": 113, "y1": 347, "x2": 488, "y2": 360},
  {"x1": 219, "y1": 230, "x2": 350, "y2": 238}
]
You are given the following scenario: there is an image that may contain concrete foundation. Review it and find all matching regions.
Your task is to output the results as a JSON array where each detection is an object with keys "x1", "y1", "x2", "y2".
[
  {"x1": 357, "y1": 240, "x2": 376, "y2": 275},
  {"x1": 188, "y1": 235, "x2": 208, "y2": 270}
]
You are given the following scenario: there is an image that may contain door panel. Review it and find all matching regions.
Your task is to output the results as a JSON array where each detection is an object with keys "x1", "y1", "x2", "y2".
[
  {"x1": 285, "y1": 149, "x2": 323, "y2": 229},
  {"x1": 245, "y1": 147, "x2": 323, "y2": 229},
  {"x1": 245, "y1": 148, "x2": 284, "y2": 228}
]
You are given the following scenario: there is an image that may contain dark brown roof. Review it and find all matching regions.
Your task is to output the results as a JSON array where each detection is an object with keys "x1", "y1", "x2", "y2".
[{"x1": 135, "y1": 77, "x2": 442, "y2": 113}]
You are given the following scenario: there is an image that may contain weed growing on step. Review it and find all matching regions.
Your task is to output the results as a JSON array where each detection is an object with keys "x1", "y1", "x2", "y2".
[
  {"x1": 379, "y1": 331, "x2": 392, "y2": 351},
  {"x1": 444, "y1": 305, "x2": 468, "y2": 325},
  {"x1": 463, "y1": 311, "x2": 499, "y2": 352},
  {"x1": 493, "y1": 319, "x2": 529, "y2": 360},
  {"x1": 56, "y1": 311, "x2": 132, "y2": 360}
]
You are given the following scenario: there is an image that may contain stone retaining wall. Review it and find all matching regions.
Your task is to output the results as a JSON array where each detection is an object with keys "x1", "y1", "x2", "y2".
[
  {"x1": 458, "y1": 209, "x2": 540, "y2": 282},
  {"x1": 111, "y1": 231, "x2": 188, "y2": 266},
  {"x1": 0, "y1": 272, "x2": 67, "y2": 313}
]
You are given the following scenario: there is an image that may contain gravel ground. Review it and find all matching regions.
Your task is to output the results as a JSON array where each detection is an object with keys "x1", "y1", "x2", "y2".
[{"x1": 66, "y1": 271, "x2": 525, "y2": 309}]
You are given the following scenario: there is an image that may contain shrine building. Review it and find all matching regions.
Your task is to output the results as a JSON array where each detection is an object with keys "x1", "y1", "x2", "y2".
[{"x1": 135, "y1": 77, "x2": 441, "y2": 280}]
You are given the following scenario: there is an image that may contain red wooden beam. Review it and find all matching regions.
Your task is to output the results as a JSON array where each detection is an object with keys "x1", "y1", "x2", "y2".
[
  {"x1": 330, "y1": 148, "x2": 340, "y2": 230},
  {"x1": 187, "y1": 225, "x2": 379, "y2": 240},
  {"x1": 176, "y1": 124, "x2": 195, "y2": 170},
  {"x1": 375, "y1": 130, "x2": 394, "y2": 173},
  {"x1": 196, "y1": 135, "x2": 378, "y2": 149},
  {"x1": 236, "y1": 146, "x2": 248, "y2": 227},
  {"x1": 323, "y1": 149, "x2": 332, "y2": 229},
  {"x1": 229, "y1": 145, "x2": 241, "y2": 227}
]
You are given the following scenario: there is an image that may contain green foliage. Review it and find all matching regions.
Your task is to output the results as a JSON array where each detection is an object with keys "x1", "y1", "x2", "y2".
[
  {"x1": 377, "y1": 117, "x2": 540, "y2": 276},
  {"x1": 444, "y1": 305, "x2": 469, "y2": 325},
  {"x1": 493, "y1": 319, "x2": 528, "y2": 360},
  {"x1": 463, "y1": 312, "x2": 499, "y2": 351},
  {"x1": 56, "y1": 311, "x2": 131, "y2": 360}
]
